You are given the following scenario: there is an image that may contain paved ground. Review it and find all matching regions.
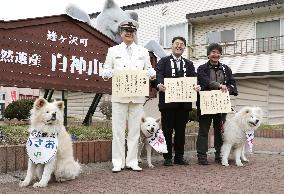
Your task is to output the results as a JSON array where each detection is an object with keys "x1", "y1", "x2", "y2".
[{"x1": 1, "y1": 137, "x2": 284, "y2": 194}]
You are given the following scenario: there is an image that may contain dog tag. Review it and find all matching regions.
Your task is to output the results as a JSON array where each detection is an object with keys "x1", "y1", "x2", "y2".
[{"x1": 26, "y1": 135, "x2": 58, "y2": 164}]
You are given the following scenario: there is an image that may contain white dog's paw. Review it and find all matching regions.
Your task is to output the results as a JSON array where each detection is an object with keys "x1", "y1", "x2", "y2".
[
  {"x1": 222, "y1": 163, "x2": 229, "y2": 166},
  {"x1": 148, "y1": 164, "x2": 155, "y2": 168},
  {"x1": 33, "y1": 182, "x2": 48, "y2": 188},
  {"x1": 236, "y1": 162, "x2": 244, "y2": 167},
  {"x1": 19, "y1": 181, "x2": 30, "y2": 187},
  {"x1": 241, "y1": 158, "x2": 249, "y2": 162},
  {"x1": 221, "y1": 159, "x2": 229, "y2": 166}
]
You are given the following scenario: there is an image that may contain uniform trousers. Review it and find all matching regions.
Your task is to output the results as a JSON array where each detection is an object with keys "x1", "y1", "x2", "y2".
[{"x1": 111, "y1": 102, "x2": 143, "y2": 168}]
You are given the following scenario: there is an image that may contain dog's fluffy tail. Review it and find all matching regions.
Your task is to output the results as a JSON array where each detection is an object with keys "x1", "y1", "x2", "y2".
[
  {"x1": 65, "y1": 4, "x2": 93, "y2": 26},
  {"x1": 55, "y1": 160, "x2": 81, "y2": 182},
  {"x1": 72, "y1": 160, "x2": 81, "y2": 177}
]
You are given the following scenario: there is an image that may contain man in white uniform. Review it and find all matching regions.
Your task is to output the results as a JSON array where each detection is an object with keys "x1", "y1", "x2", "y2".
[{"x1": 102, "y1": 19, "x2": 156, "y2": 172}]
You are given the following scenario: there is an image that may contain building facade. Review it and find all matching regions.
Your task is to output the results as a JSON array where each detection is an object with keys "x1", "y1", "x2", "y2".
[
  {"x1": 1, "y1": 0, "x2": 283, "y2": 124},
  {"x1": 115, "y1": 0, "x2": 284, "y2": 124}
]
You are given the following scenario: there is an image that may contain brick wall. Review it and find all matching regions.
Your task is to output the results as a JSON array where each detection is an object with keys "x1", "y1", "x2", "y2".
[{"x1": 0, "y1": 140, "x2": 111, "y2": 173}]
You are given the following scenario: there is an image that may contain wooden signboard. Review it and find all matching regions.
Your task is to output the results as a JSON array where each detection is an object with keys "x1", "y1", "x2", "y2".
[{"x1": 0, "y1": 15, "x2": 116, "y2": 93}]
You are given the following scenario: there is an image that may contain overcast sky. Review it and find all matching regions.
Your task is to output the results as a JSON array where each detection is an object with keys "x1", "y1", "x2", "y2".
[{"x1": 0, "y1": 0, "x2": 148, "y2": 20}]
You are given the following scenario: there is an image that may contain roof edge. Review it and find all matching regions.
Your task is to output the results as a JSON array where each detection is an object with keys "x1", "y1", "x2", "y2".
[
  {"x1": 235, "y1": 71, "x2": 284, "y2": 78},
  {"x1": 90, "y1": 0, "x2": 179, "y2": 18},
  {"x1": 0, "y1": 14, "x2": 116, "y2": 46},
  {"x1": 186, "y1": 0, "x2": 284, "y2": 19}
]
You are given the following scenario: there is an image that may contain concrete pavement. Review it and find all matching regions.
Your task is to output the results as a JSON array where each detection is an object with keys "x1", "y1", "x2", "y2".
[{"x1": 1, "y1": 137, "x2": 284, "y2": 194}]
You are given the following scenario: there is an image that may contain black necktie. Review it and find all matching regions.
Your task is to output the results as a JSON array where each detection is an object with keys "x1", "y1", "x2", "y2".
[{"x1": 179, "y1": 60, "x2": 184, "y2": 77}]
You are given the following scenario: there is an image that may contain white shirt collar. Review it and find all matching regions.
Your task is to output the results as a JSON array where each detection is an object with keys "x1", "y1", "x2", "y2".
[
  {"x1": 121, "y1": 42, "x2": 136, "y2": 49},
  {"x1": 172, "y1": 54, "x2": 182, "y2": 61}
]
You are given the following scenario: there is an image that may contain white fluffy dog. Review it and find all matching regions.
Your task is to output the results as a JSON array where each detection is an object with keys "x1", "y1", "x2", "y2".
[
  {"x1": 20, "y1": 97, "x2": 80, "y2": 188},
  {"x1": 221, "y1": 106, "x2": 263, "y2": 167},
  {"x1": 138, "y1": 117, "x2": 161, "y2": 168}
]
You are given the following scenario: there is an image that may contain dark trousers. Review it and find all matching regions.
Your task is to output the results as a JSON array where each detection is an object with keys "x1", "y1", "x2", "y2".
[
  {"x1": 161, "y1": 108, "x2": 189, "y2": 160},
  {"x1": 196, "y1": 112, "x2": 227, "y2": 156}
]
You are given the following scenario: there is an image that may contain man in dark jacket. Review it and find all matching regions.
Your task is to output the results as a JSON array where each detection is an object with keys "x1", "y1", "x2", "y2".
[
  {"x1": 156, "y1": 36, "x2": 200, "y2": 166},
  {"x1": 196, "y1": 43, "x2": 238, "y2": 165}
]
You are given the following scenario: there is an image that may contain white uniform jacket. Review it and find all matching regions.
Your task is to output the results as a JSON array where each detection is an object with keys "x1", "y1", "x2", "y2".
[{"x1": 103, "y1": 42, "x2": 152, "y2": 103}]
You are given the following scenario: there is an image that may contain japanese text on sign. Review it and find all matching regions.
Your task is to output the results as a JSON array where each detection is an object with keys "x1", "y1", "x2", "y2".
[
  {"x1": 47, "y1": 30, "x2": 88, "y2": 47},
  {"x1": 52, "y1": 53, "x2": 103, "y2": 75},
  {"x1": 164, "y1": 77, "x2": 197, "y2": 103},
  {"x1": 27, "y1": 136, "x2": 58, "y2": 164},
  {"x1": 112, "y1": 70, "x2": 149, "y2": 97},
  {"x1": 0, "y1": 49, "x2": 41, "y2": 66},
  {"x1": 199, "y1": 90, "x2": 231, "y2": 115}
]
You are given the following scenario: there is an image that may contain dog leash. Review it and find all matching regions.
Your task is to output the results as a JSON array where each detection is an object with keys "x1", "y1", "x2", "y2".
[{"x1": 143, "y1": 97, "x2": 152, "y2": 106}]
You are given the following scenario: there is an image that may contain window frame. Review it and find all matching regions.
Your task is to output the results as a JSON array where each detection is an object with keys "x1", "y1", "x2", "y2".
[
  {"x1": 255, "y1": 19, "x2": 282, "y2": 52},
  {"x1": 206, "y1": 29, "x2": 236, "y2": 44},
  {"x1": 159, "y1": 22, "x2": 189, "y2": 48}
]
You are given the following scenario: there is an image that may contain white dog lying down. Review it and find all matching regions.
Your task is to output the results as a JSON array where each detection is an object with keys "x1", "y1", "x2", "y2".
[
  {"x1": 138, "y1": 117, "x2": 167, "y2": 168},
  {"x1": 221, "y1": 106, "x2": 263, "y2": 167},
  {"x1": 20, "y1": 97, "x2": 80, "y2": 188}
]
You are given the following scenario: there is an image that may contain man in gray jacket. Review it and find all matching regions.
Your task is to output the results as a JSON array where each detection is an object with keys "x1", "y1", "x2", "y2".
[{"x1": 196, "y1": 43, "x2": 238, "y2": 165}]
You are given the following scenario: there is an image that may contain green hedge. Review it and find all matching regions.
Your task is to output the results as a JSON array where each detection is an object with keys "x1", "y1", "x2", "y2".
[
  {"x1": 99, "y1": 101, "x2": 112, "y2": 120},
  {"x1": 0, "y1": 125, "x2": 112, "y2": 145},
  {"x1": 4, "y1": 99, "x2": 34, "y2": 120}
]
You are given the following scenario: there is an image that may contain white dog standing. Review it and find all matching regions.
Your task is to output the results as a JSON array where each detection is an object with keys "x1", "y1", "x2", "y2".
[
  {"x1": 221, "y1": 106, "x2": 263, "y2": 167},
  {"x1": 138, "y1": 117, "x2": 167, "y2": 168},
  {"x1": 20, "y1": 97, "x2": 80, "y2": 188}
]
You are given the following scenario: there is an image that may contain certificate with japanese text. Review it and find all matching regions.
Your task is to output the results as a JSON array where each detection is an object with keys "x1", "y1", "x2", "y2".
[
  {"x1": 199, "y1": 90, "x2": 231, "y2": 115},
  {"x1": 164, "y1": 77, "x2": 197, "y2": 103},
  {"x1": 112, "y1": 70, "x2": 149, "y2": 97}
]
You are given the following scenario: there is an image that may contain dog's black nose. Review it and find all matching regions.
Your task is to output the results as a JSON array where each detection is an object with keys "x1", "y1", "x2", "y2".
[
  {"x1": 151, "y1": 127, "x2": 154, "y2": 132},
  {"x1": 255, "y1": 119, "x2": 259, "y2": 124},
  {"x1": 51, "y1": 113, "x2": 56, "y2": 120}
]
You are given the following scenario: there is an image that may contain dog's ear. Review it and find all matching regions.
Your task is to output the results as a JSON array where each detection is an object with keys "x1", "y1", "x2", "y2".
[
  {"x1": 55, "y1": 101, "x2": 64, "y2": 110},
  {"x1": 141, "y1": 117, "x2": 146, "y2": 123},
  {"x1": 156, "y1": 118, "x2": 161, "y2": 123},
  {"x1": 34, "y1": 97, "x2": 47, "y2": 109},
  {"x1": 126, "y1": 11, "x2": 138, "y2": 21},
  {"x1": 104, "y1": 0, "x2": 116, "y2": 9}
]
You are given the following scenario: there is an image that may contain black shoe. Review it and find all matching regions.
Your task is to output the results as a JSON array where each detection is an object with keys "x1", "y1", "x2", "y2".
[
  {"x1": 163, "y1": 159, "x2": 173, "y2": 166},
  {"x1": 197, "y1": 154, "x2": 209, "y2": 165},
  {"x1": 215, "y1": 153, "x2": 222, "y2": 163},
  {"x1": 215, "y1": 156, "x2": 222, "y2": 163},
  {"x1": 174, "y1": 158, "x2": 189, "y2": 165}
]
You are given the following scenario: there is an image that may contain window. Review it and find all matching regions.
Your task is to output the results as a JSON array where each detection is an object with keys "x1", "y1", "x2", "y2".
[
  {"x1": 206, "y1": 29, "x2": 235, "y2": 44},
  {"x1": 256, "y1": 20, "x2": 281, "y2": 52},
  {"x1": 0, "y1": 103, "x2": 4, "y2": 120},
  {"x1": 159, "y1": 22, "x2": 189, "y2": 48},
  {"x1": 0, "y1": 93, "x2": 4, "y2": 101}
]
